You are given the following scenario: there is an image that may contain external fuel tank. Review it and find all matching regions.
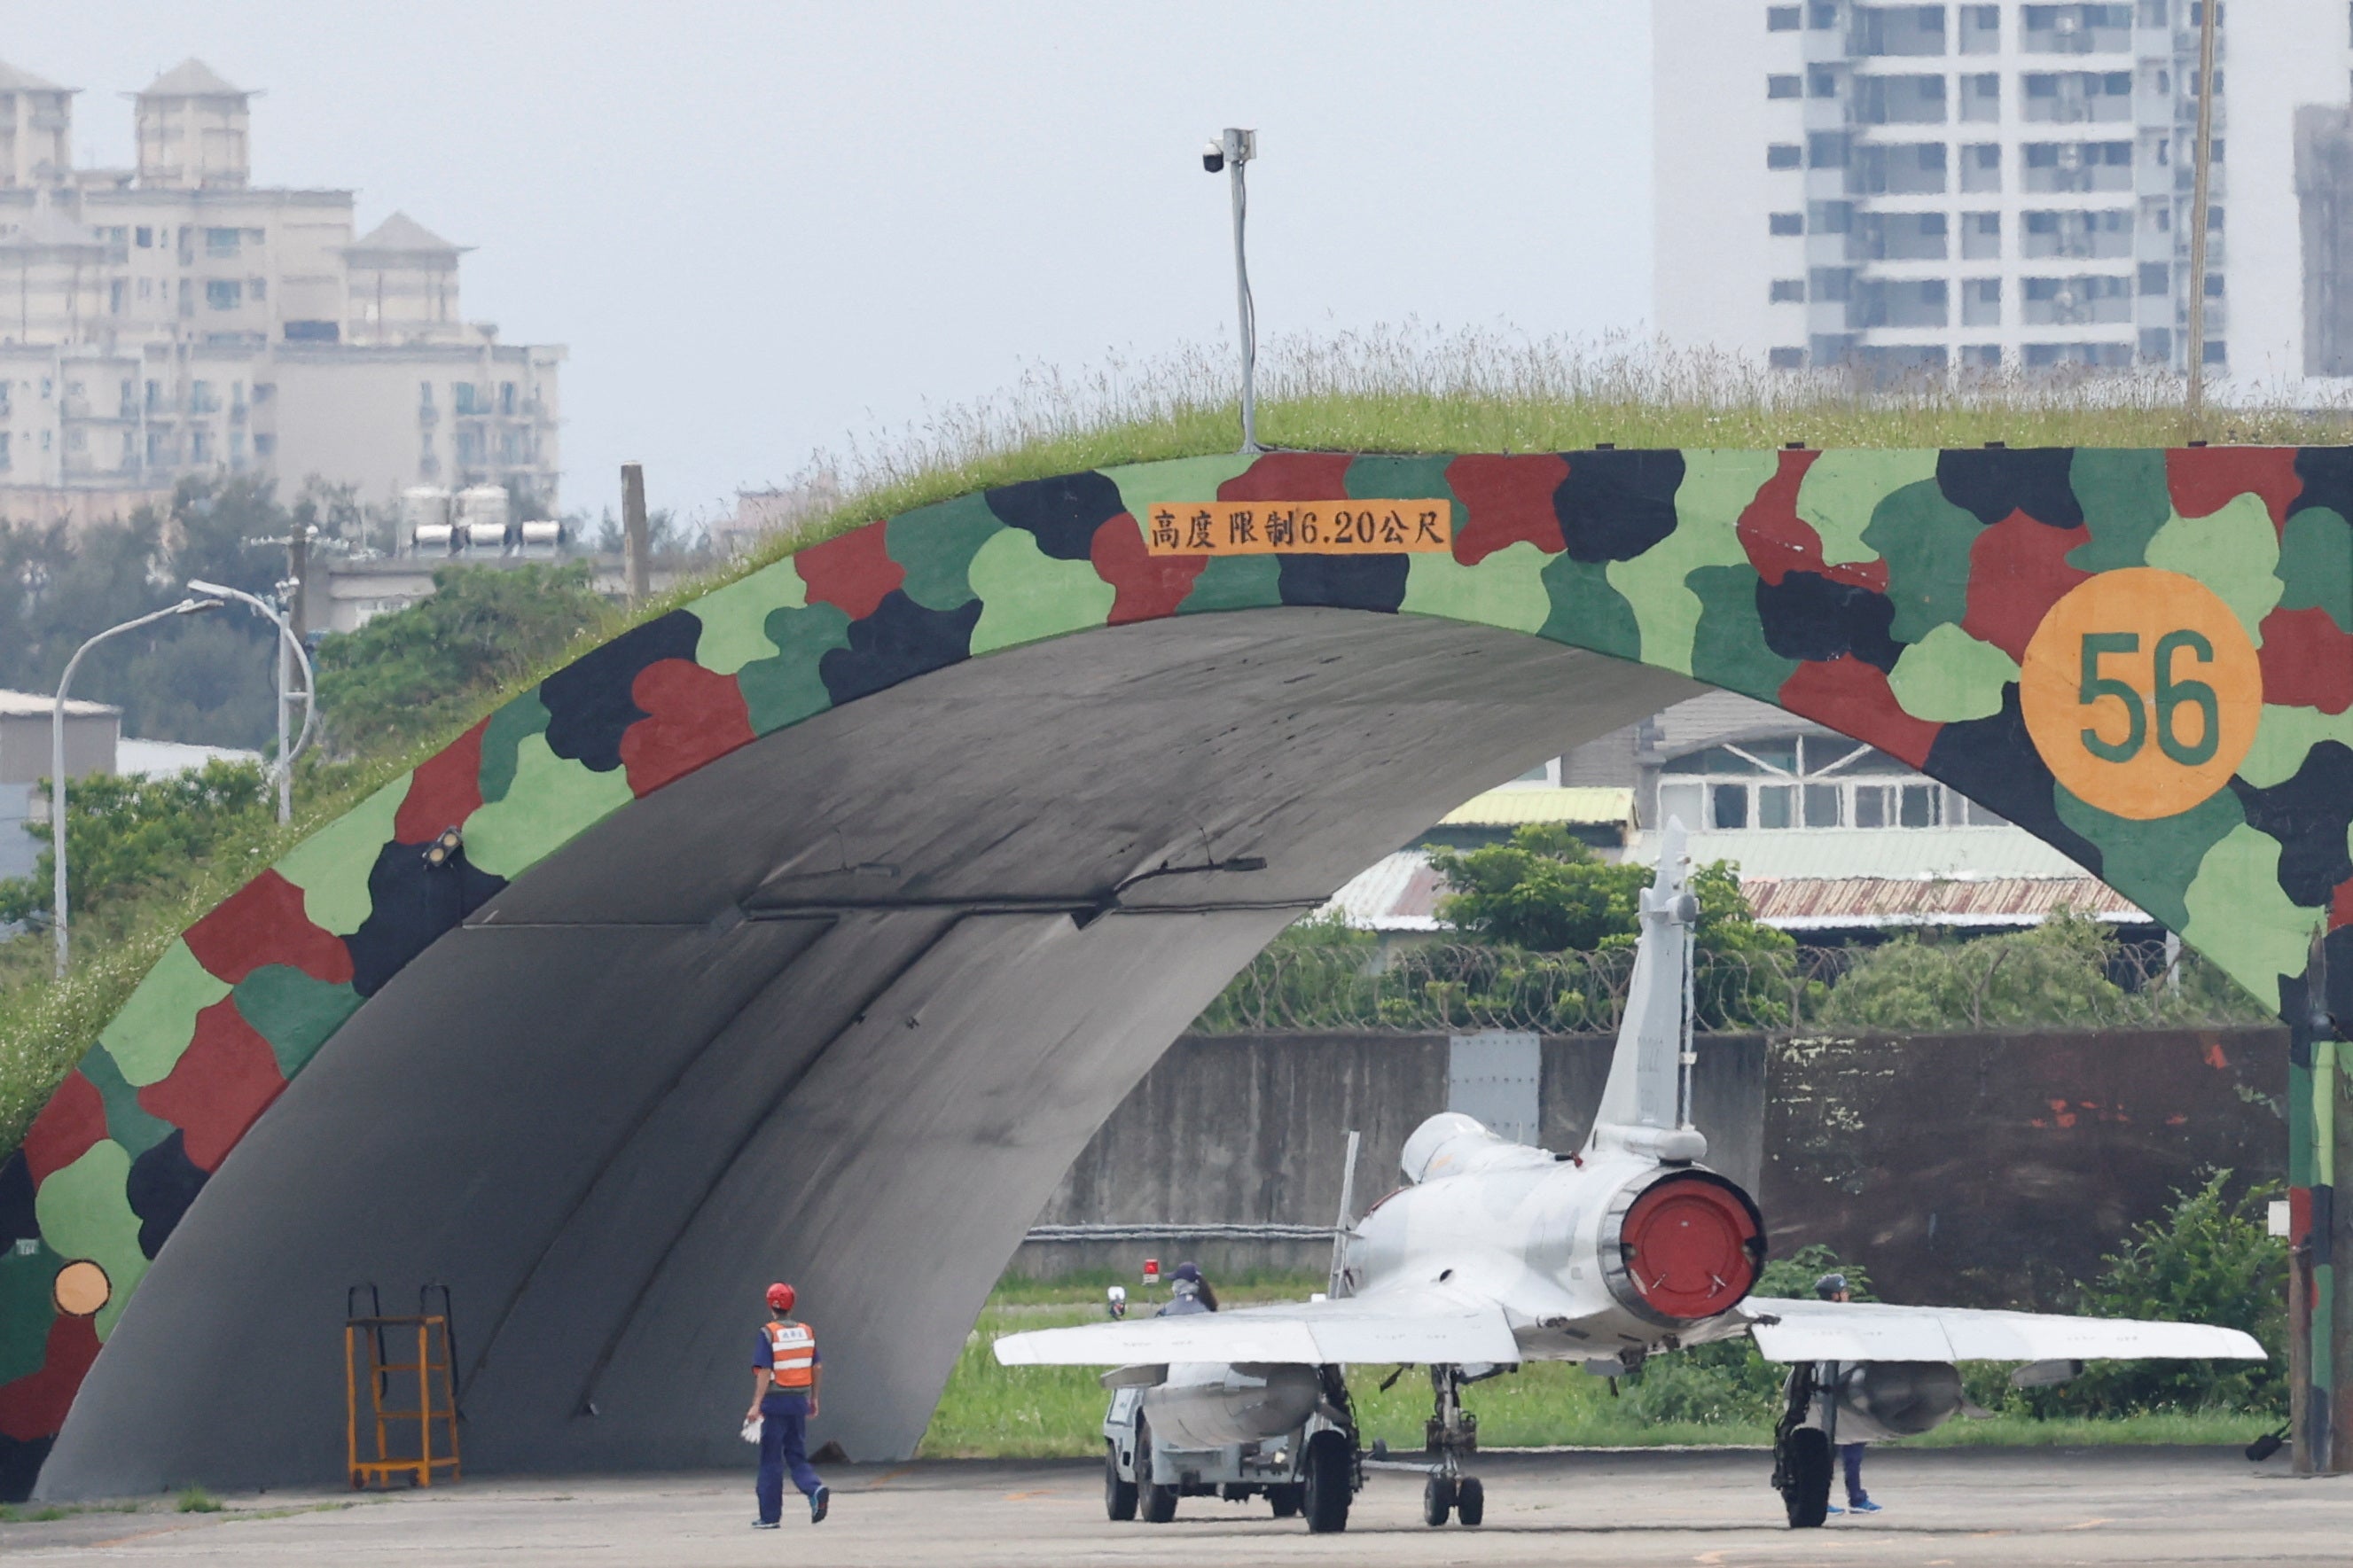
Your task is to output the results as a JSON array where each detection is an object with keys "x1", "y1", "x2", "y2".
[{"x1": 1138, "y1": 1363, "x2": 1323, "y2": 1449}]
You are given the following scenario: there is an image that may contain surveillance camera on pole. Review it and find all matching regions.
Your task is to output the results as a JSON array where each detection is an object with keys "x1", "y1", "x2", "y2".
[{"x1": 1200, "y1": 127, "x2": 1261, "y2": 452}]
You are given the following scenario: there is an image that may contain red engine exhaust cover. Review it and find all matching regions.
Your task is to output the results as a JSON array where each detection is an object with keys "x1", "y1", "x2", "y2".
[{"x1": 1618, "y1": 1171, "x2": 1763, "y2": 1320}]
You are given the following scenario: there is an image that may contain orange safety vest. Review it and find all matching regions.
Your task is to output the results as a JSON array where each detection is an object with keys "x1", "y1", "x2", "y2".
[{"x1": 764, "y1": 1319, "x2": 817, "y2": 1390}]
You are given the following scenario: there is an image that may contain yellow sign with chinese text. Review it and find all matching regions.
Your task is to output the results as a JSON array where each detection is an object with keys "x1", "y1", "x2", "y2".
[{"x1": 1139, "y1": 500, "x2": 1453, "y2": 557}]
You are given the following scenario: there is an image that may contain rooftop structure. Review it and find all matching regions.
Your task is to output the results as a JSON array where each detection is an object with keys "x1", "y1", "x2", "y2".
[{"x1": 0, "y1": 59, "x2": 563, "y2": 530}]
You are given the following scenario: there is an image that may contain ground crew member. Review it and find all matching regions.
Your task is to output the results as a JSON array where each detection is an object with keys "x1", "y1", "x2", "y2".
[
  {"x1": 746, "y1": 1282, "x2": 829, "y2": 1528},
  {"x1": 1816, "y1": 1273, "x2": 1881, "y2": 1517}
]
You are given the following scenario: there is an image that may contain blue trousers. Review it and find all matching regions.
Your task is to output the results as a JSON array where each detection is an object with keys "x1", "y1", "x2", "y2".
[
  {"x1": 757, "y1": 1392, "x2": 823, "y2": 1523},
  {"x1": 1841, "y1": 1441, "x2": 1868, "y2": 1504}
]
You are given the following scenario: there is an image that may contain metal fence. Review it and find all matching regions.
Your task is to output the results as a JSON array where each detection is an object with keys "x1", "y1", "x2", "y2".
[{"x1": 1187, "y1": 938, "x2": 2274, "y2": 1038}]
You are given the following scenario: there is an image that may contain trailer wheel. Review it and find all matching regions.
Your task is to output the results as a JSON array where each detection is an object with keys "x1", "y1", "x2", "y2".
[
  {"x1": 1455, "y1": 1476, "x2": 1484, "y2": 1525},
  {"x1": 1268, "y1": 1483, "x2": 1302, "y2": 1517},
  {"x1": 1105, "y1": 1439, "x2": 1137, "y2": 1521},
  {"x1": 1136, "y1": 1416, "x2": 1177, "y2": 1524},
  {"x1": 1778, "y1": 1427, "x2": 1832, "y2": 1528},
  {"x1": 1302, "y1": 1431, "x2": 1351, "y2": 1533}
]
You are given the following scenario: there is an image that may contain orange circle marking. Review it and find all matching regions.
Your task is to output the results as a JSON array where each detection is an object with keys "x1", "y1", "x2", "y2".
[
  {"x1": 52, "y1": 1259, "x2": 112, "y2": 1318},
  {"x1": 2021, "y1": 567, "x2": 2262, "y2": 821}
]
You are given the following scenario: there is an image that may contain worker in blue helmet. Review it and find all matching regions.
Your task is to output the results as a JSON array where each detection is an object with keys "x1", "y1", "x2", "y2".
[{"x1": 1816, "y1": 1274, "x2": 1881, "y2": 1516}]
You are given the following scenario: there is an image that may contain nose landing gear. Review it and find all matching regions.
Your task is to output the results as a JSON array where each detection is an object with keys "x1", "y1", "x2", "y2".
[{"x1": 1418, "y1": 1365, "x2": 1484, "y2": 1527}]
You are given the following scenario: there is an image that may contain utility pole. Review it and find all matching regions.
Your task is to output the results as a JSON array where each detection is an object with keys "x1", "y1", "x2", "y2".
[
  {"x1": 1201, "y1": 129, "x2": 1262, "y2": 452},
  {"x1": 2184, "y1": 0, "x2": 2218, "y2": 434},
  {"x1": 621, "y1": 462, "x2": 650, "y2": 606}
]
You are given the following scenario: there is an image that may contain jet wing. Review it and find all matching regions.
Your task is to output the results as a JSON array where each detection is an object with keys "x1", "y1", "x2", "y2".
[
  {"x1": 991, "y1": 1287, "x2": 1521, "y2": 1369},
  {"x1": 1742, "y1": 1297, "x2": 2265, "y2": 1363}
]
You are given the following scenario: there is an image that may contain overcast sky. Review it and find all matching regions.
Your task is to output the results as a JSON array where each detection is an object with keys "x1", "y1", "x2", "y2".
[{"x1": 13, "y1": 2, "x2": 1653, "y2": 523}]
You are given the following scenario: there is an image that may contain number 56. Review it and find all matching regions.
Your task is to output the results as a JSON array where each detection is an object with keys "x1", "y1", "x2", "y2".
[{"x1": 2079, "y1": 630, "x2": 2220, "y2": 767}]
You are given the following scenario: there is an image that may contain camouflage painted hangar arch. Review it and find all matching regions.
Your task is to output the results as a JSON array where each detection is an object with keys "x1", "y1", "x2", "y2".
[{"x1": 3, "y1": 446, "x2": 2349, "y2": 1497}]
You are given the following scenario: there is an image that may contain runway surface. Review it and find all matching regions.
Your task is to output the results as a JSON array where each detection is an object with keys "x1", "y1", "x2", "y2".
[{"x1": 1, "y1": 1447, "x2": 2341, "y2": 1565}]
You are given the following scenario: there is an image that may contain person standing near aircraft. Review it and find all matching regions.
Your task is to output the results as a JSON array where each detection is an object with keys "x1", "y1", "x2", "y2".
[
  {"x1": 1816, "y1": 1273, "x2": 1882, "y2": 1517},
  {"x1": 746, "y1": 1282, "x2": 830, "y2": 1529},
  {"x1": 1159, "y1": 1262, "x2": 1219, "y2": 1314}
]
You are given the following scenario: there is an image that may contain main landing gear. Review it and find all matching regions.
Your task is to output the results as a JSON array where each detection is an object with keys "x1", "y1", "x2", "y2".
[{"x1": 1771, "y1": 1362, "x2": 1833, "y2": 1529}]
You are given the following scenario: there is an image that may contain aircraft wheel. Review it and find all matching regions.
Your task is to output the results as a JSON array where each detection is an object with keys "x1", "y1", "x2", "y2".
[
  {"x1": 1302, "y1": 1431, "x2": 1352, "y2": 1533},
  {"x1": 1136, "y1": 1416, "x2": 1177, "y2": 1524},
  {"x1": 1422, "y1": 1473, "x2": 1456, "y2": 1526},
  {"x1": 1779, "y1": 1427, "x2": 1832, "y2": 1529},
  {"x1": 1268, "y1": 1484, "x2": 1302, "y2": 1517},
  {"x1": 1456, "y1": 1476, "x2": 1484, "y2": 1526},
  {"x1": 1104, "y1": 1439, "x2": 1137, "y2": 1521}
]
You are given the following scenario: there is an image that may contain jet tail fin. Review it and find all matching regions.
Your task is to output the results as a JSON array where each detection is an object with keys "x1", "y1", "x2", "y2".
[{"x1": 1586, "y1": 818, "x2": 1707, "y2": 1164}]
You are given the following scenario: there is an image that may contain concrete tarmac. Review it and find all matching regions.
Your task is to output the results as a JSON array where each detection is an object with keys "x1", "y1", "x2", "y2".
[{"x1": 0, "y1": 1447, "x2": 2341, "y2": 1566}]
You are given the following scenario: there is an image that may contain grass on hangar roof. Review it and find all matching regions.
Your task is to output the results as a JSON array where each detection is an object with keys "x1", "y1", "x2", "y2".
[{"x1": 4, "y1": 325, "x2": 2348, "y2": 1152}]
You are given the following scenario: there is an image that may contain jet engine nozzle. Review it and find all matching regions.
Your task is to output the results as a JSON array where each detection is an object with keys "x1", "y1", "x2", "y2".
[{"x1": 1599, "y1": 1168, "x2": 1764, "y2": 1324}]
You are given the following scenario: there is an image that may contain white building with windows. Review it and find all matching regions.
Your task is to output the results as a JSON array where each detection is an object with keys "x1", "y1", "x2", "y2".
[
  {"x1": 1654, "y1": 1, "x2": 2353, "y2": 380},
  {"x1": 0, "y1": 59, "x2": 563, "y2": 530}
]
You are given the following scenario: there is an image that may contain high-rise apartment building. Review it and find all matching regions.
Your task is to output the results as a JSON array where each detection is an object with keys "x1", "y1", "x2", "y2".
[
  {"x1": 0, "y1": 59, "x2": 563, "y2": 529},
  {"x1": 1654, "y1": 2, "x2": 2353, "y2": 381}
]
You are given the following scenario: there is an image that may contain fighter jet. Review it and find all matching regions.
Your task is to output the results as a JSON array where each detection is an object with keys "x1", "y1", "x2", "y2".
[{"x1": 993, "y1": 820, "x2": 2264, "y2": 1533}]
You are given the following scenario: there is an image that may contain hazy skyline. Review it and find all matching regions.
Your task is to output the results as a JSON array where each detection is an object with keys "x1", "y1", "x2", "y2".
[{"x1": 13, "y1": 2, "x2": 1653, "y2": 523}]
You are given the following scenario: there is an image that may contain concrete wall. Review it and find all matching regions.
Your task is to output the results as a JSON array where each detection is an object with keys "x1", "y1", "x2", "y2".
[{"x1": 1014, "y1": 1027, "x2": 2286, "y2": 1307}]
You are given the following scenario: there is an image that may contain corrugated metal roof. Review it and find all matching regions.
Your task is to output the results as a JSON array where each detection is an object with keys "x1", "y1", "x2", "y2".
[
  {"x1": 1317, "y1": 831, "x2": 2144, "y2": 933},
  {"x1": 1744, "y1": 875, "x2": 2146, "y2": 929},
  {"x1": 1625, "y1": 826, "x2": 2096, "y2": 880},
  {"x1": 1438, "y1": 786, "x2": 1634, "y2": 827}
]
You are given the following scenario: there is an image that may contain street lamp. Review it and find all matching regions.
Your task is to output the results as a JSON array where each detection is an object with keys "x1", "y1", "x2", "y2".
[
  {"x1": 187, "y1": 579, "x2": 317, "y2": 825},
  {"x1": 1200, "y1": 127, "x2": 1262, "y2": 452},
  {"x1": 51, "y1": 597, "x2": 223, "y2": 977}
]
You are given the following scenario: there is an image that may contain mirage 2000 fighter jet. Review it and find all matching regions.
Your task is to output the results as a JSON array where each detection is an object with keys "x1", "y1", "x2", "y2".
[{"x1": 993, "y1": 821, "x2": 2264, "y2": 1534}]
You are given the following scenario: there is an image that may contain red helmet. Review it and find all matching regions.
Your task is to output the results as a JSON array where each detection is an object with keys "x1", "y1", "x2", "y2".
[{"x1": 766, "y1": 1282, "x2": 796, "y2": 1313}]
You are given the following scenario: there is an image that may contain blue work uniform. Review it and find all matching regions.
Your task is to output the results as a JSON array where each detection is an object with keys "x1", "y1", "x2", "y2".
[{"x1": 753, "y1": 1322, "x2": 823, "y2": 1525}]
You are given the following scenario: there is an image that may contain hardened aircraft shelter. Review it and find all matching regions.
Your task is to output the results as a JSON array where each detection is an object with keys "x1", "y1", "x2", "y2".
[{"x1": 2, "y1": 446, "x2": 2348, "y2": 1499}]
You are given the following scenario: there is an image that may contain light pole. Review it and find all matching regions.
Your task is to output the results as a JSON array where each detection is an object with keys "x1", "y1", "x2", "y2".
[
  {"x1": 187, "y1": 578, "x2": 317, "y2": 824},
  {"x1": 51, "y1": 597, "x2": 223, "y2": 977},
  {"x1": 1201, "y1": 127, "x2": 1262, "y2": 452}
]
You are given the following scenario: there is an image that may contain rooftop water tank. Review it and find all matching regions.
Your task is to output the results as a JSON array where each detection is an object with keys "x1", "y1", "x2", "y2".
[
  {"x1": 402, "y1": 487, "x2": 453, "y2": 554},
  {"x1": 457, "y1": 485, "x2": 511, "y2": 552}
]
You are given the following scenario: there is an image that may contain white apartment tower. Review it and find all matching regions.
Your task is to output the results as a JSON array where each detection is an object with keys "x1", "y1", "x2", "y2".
[
  {"x1": 1654, "y1": 2, "x2": 2353, "y2": 382},
  {"x1": 0, "y1": 58, "x2": 564, "y2": 529}
]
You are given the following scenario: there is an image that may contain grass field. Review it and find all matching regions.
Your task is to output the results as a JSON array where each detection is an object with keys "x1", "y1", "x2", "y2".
[{"x1": 918, "y1": 1276, "x2": 2278, "y2": 1459}]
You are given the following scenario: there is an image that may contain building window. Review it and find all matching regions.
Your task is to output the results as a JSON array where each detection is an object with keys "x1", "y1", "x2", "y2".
[
  {"x1": 1960, "y1": 142, "x2": 2001, "y2": 192},
  {"x1": 1810, "y1": 199, "x2": 1855, "y2": 234},
  {"x1": 500, "y1": 381, "x2": 517, "y2": 415},
  {"x1": 135, "y1": 225, "x2": 152, "y2": 247},
  {"x1": 1962, "y1": 344, "x2": 2003, "y2": 369},
  {"x1": 1851, "y1": 4, "x2": 1947, "y2": 56},
  {"x1": 206, "y1": 279, "x2": 241, "y2": 310},
  {"x1": 2203, "y1": 339, "x2": 2227, "y2": 365},
  {"x1": 2140, "y1": 261, "x2": 2170, "y2": 294},
  {"x1": 109, "y1": 279, "x2": 127, "y2": 315},
  {"x1": 192, "y1": 430, "x2": 212, "y2": 463},
  {"x1": 1849, "y1": 277, "x2": 1949, "y2": 329},
  {"x1": 2140, "y1": 326, "x2": 2173, "y2": 363},
  {"x1": 1810, "y1": 68, "x2": 1841, "y2": 98},
  {"x1": 1810, "y1": 3, "x2": 1839, "y2": 27},
  {"x1": 2022, "y1": 207, "x2": 2132, "y2": 257},
  {"x1": 2023, "y1": 340, "x2": 2136, "y2": 368},
  {"x1": 2205, "y1": 269, "x2": 2225, "y2": 297},
  {"x1": 1962, "y1": 277, "x2": 2002, "y2": 326},
  {"x1": 1849, "y1": 140, "x2": 1946, "y2": 195},
  {"x1": 1770, "y1": 211, "x2": 1805, "y2": 236},
  {"x1": 2024, "y1": 4, "x2": 2135, "y2": 53},
  {"x1": 1769, "y1": 347, "x2": 1808, "y2": 369},
  {"x1": 1769, "y1": 74, "x2": 1802, "y2": 98},
  {"x1": 2023, "y1": 141, "x2": 2135, "y2": 192},
  {"x1": 1850, "y1": 72, "x2": 1947, "y2": 124},
  {"x1": 454, "y1": 383, "x2": 481, "y2": 415},
  {"x1": 1962, "y1": 210, "x2": 2001, "y2": 258},
  {"x1": 1810, "y1": 131, "x2": 1852, "y2": 168},
  {"x1": 1958, "y1": 73, "x2": 1998, "y2": 123},
  {"x1": 2023, "y1": 71, "x2": 2134, "y2": 124},
  {"x1": 254, "y1": 433, "x2": 275, "y2": 457},
  {"x1": 249, "y1": 277, "x2": 266, "y2": 301},
  {"x1": 1771, "y1": 277, "x2": 1808, "y2": 302},
  {"x1": 1657, "y1": 736, "x2": 1989, "y2": 832},
  {"x1": 204, "y1": 226, "x2": 240, "y2": 257},
  {"x1": 189, "y1": 380, "x2": 218, "y2": 413},
  {"x1": 1768, "y1": 4, "x2": 1802, "y2": 28},
  {"x1": 1853, "y1": 209, "x2": 1947, "y2": 260},
  {"x1": 0, "y1": 433, "x2": 10, "y2": 472},
  {"x1": 1958, "y1": 3, "x2": 1999, "y2": 51},
  {"x1": 1767, "y1": 143, "x2": 1803, "y2": 170},
  {"x1": 2022, "y1": 273, "x2": 2133, "y2": 324},
  {"x1": 419, "y1": 380, "x2": 435, "y2": 407}
]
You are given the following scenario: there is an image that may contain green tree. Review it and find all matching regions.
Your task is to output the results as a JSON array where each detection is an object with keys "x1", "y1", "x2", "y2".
[
  {"x1": 312, "y1": 562, "x2": 611, "y2": 755},
  {"x1": 1428, "y1": 826, "x2": 1800, "y2": 1027},
  {"x1": 0, "y1": 760, "x2": 273, "y2": 926}
]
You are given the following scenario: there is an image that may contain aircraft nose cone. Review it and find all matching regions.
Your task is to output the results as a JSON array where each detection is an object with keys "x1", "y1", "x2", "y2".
[{"x1": 1621, "y1": 1173, "x2": 1763, "y2": 1320}]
